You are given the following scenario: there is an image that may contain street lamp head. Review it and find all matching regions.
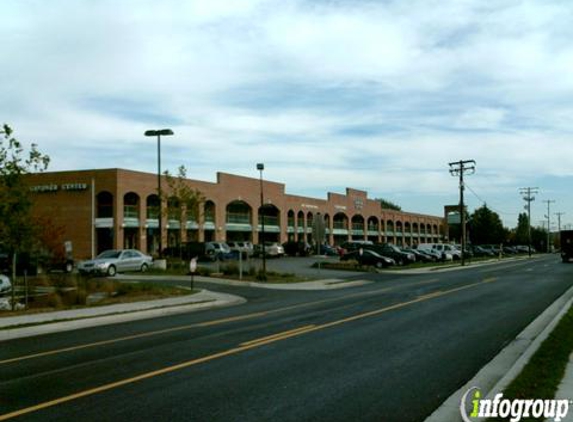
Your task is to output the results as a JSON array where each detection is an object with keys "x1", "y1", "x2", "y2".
[
  {"x1": 145, "y1": 129, "x2": 174, "y2": 137},
  {"x1": 256, "y1": 163, "x2": 264, "y2": 171}
]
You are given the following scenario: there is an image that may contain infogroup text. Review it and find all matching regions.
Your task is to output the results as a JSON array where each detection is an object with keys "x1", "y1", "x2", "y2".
[{"x1": 460, "y1": 387, "x2": 570, "y2": 422}]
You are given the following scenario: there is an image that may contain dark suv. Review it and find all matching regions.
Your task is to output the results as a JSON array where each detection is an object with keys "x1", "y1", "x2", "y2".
[{"x1": 367, "y1": 244, "x2": 416, "y2": 266}]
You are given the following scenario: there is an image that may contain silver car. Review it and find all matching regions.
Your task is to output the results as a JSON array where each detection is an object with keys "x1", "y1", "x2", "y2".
[
  {"x1": 0, "y1": 275, "x2": 11, "y2": 295},
  {"x1": 78, "y1": 249, "x2": 153, "y2": 277}
]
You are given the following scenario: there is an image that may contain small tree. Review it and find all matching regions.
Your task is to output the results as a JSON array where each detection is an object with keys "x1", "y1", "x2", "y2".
[
  {"x1": 0, "y1": 124, "x2": 50, "y2": 309},
  {"x1": 162, "y1": 165, "x2": 204, "y2": 256}
]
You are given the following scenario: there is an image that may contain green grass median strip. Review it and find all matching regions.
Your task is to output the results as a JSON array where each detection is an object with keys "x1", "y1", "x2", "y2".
[{"x1": 488, "y1": 303, "x2": 573, "y2": 421}]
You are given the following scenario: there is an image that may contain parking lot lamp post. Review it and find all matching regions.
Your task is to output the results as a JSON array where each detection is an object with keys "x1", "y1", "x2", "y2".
[
  {"x1": 144, "y1": 129, "x2": 174, "y2": 258},
  {"x1": 257, "y1": 163, "x2": 266, "y2": 279}
]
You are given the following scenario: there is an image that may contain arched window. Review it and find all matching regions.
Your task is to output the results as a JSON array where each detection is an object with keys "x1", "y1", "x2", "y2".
[
  {"x1": 123, "y1": 192, "x2": 139, "y2": 219},
  {"x1": 146, "y1": 195, "x2": 160, "y2": 219},
  {"x1": 97, "y1": 191, "x2": 113, "y2": 218},
  {"x1": 226, "y1": 200, "x2": 252, "y2": 224}
]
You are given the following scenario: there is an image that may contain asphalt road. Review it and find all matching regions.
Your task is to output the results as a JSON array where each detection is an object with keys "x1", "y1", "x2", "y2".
[{"x1": 0, "y1": 255, "x2": 571, "y2": 422}]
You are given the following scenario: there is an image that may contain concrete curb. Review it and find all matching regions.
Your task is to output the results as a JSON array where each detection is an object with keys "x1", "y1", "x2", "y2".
[
  {"x1": 117, "y1": 274, "x2": 372, "y2": 290},
  {"x1": 386, "y1": 255, "x2": 539, "y2": 275},
  {"x1": 0, "y1": 289, "x2": 246, "y2": 342},
  {"x1": 424, "y1": 284, "x2": 573, "y2": 422}
]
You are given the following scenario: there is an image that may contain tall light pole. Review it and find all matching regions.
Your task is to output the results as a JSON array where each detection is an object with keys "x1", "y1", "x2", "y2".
[
  {"x1": 449, "y1": 159, "x2": 476, "y2": 266},
  {"x1": 144, "y1": 129, "x2": 174, "y2": 258},
  {"x1": 257, "y1": 163, "x2": 266, "y2": 280}
]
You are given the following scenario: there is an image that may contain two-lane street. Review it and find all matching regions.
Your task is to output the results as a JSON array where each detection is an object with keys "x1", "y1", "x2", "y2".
[{"x1": 1, "y1": 255, "x2": 571, "y2": 421}]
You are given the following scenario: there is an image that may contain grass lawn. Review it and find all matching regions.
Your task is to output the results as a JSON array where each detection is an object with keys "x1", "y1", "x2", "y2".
[{"x1": 488, "y1": 303, "x2": 573, "y2": 421}]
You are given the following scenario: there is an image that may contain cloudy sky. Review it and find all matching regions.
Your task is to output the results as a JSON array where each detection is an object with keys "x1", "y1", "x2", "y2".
[{"x1": 2, "y1": 0, "x2": 572, "y2": 228}]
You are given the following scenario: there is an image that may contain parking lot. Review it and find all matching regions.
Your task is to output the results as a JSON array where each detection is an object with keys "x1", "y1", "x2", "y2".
[{"x1": 199, "y1": 255, "x2": 364, "y2": 280}]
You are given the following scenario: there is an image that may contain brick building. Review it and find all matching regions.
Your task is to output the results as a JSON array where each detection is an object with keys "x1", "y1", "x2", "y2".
[{"x1": 27, "y1": 168, "x2": 445, "y2": 259}]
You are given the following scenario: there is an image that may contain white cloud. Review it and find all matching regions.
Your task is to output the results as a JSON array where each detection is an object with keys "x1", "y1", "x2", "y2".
[{"x1": 2, "y1": 0, "x2": 573, "y2": 227}]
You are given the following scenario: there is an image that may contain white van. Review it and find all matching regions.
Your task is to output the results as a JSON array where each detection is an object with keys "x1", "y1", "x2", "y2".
[{"x1": 416, "y1": 243, "x2": 454, "y2": 261}]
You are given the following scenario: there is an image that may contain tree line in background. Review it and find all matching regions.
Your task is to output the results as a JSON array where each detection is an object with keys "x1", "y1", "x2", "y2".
[{"x1": 451, "y1": 204, "x2": 551, "y2": 251}]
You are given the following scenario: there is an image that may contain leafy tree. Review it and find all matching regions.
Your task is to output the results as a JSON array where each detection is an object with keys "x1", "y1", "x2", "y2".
[
  {"x1": 0, "y1": 124, "x2": 50, "y2": 252},
  {"x1": 377, "y1": 198, "x2": 401, "y2": 211},
  {"x1": 0, "y1": 124, "x2": 50, "y2": 308},
  {"x1": 531, "y1": 226, "x2": 548, "y2": 252},
  {"x1": 162, "y1": 165, "x2": 204, "y2": 254},
  {"x1": 468, "y1": 204, "x2": 507, "y2": 245},
  {"x1": 514, "y1": 212, "x2": 530, "y2": 245}
]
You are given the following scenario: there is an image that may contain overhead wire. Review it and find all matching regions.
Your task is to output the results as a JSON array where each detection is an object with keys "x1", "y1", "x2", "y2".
[{"x1": 464, "y1": 183, "x2": 518, "y2": 217}]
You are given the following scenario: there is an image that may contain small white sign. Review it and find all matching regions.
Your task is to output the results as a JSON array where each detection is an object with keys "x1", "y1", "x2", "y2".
[{"x1": 189, "y1": 257, "x2": 198, "y2": 273}]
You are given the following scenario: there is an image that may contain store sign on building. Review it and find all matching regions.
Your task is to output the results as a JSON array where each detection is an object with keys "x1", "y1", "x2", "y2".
[{"x1": 30, "y1": 182, "x2": 89, "y2": 193}]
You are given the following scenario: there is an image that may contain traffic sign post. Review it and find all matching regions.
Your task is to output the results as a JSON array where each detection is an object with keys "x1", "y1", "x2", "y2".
[{"x1": 312, "y1": 212, "x2": 326, "y2": 255}]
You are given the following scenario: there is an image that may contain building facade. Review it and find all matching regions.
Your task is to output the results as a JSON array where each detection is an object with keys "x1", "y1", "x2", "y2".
[{"x1": 27, "y1": 168, "x2": 445, "y2": 259}]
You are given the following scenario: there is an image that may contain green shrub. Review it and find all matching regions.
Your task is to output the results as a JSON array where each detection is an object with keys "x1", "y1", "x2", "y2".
[
  {"x1": 46, "y1": 293, "x2": 64, "y2": 308},
  {"x1": 221, "y1": 263, "x2": 240, "y2": 275},
  {"x1": 255, "y1": 270, "x2": 267, "y2": 281}
]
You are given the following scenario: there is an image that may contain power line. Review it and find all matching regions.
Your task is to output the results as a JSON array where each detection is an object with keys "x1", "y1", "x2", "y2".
[
  {"x1": 555, "y1": 212, "x2": 565, "y2": 232},
  {"x1": 519, "y1": 187, "x2": 539, "y2": 258},
  {"x1": 543, "y1": 199, "x2": 556, "y2": 253},
  {"x1": 465, "y1": 184, "x2": 517, "y2": 216}
]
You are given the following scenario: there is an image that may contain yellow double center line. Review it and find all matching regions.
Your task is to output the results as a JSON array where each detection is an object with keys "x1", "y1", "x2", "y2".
[
  {"x1": 0, "y1": 286, "x2": 395, "y2": 366},
  {"x1": 0, "y1": 277, "x2": 495, "y2": 421}
]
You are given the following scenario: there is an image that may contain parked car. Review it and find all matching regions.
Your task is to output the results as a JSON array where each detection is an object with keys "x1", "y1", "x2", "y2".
[
  {"x1": 205, "y1": 242, "x2": 236, "y2": 261},
  {"x1": 368, "y1": 244, "x2": 416, "y2": 266},
  {"x1": 402, "y1": 247, "x2": 434, "y2": 263},
  {"x1": 242, "y1": 242, "x2": 255, "y2": 257},
  {"x1": 320, "y1": 244, "x2": 339, "y2": 256},
  {"x1": 227, "y1": 241, "x2": 253, "y2": 259},
  {"x1": 449, "y1": 245, "x2": 462, "y2": 260},
  {"x1": 515, "y1": 245, "x2": 535, "y2": 254},
  {"x1": 265, "y1": 242, "x2": 285, "y2": 257},
  {"x1": 0, "y1": 275, "x2": 11, "y2": 294},
  {"x1": 340, "y1": 249, "x2": 395, "y2": 268},
  {"x1": 471, "y1": 245, "x2": 495, "y2": 257},
  {"x1": 339, "y1": 240, "x2": 374, "y2": 255},
  {"x1": 282, "y1": 241, "x2": 312, "y2": 257},
  {"x1": 481, "y1": 245, "x2": 503, "y2": 256},
  {"x1": 415, "y1": 243, "x2": 452, "y2": 261},
  {"x1": 503, "y1": 246, "x2": 518, "y2": 255},
  {"x1": 78, "y1": 249, "x2": 153, "y2": 276},
  {"x1": 1, "y1": 243, "x2": 74, "y2": 276},
  {"x1": 254, "y1": 242, "x2": 285, "y2": 257}
]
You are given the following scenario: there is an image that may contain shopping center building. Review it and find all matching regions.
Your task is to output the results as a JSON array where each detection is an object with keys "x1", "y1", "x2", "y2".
[{"x1": 27, "y1": 168, "x2": 445, "y2": 259}]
